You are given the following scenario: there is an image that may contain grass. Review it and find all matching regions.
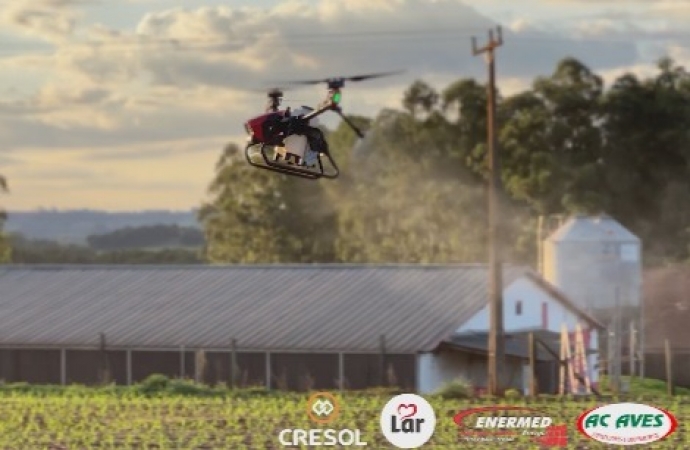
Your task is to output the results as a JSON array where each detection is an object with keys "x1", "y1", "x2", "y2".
[
  {"x1": 598, "y1": 375, "x2": 690, "y2": 396},
  {"x1": 0, "y1": 377, "x2": 686, "y2": 449}
]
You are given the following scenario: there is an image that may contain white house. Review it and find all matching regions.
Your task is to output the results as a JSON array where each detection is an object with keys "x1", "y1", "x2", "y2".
[{"x1": 417, "y1": 271, "x2": 604, "y2": 395}]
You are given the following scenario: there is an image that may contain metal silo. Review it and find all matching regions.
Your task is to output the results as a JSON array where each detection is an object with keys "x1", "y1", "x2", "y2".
[
  {"x1": 542, "y1": 214, "x2": 641, "y2": 316},
  {"x1": 542, "y1": 214, "x2": 644, "y2": 388}
]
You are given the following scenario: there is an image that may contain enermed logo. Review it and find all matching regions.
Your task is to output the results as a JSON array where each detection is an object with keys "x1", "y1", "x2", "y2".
[
  {"x1": 380, "y1": 394, "x2": 436, "y2": 449},
  {"x1": 454, "y1": 406, "x2": 567, "y2": 447},
  {"x1": 577, "y1": 402, "x2": 678, "y2": 446},
  {"x1": 278, "y1": 392, "x2": 368, "y2": 447}
]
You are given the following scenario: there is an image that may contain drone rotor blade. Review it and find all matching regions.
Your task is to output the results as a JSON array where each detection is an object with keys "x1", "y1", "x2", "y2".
[
  {"x1": 279, "y1": 70, "x2": 404, "y2": 86},
  {"x1": 345, "y1": 70, "x2": 405, "y2": 82},
  {"x1": 249, "y1": 85, "x2": 295, "y2": 94},
  {"x1": 285, "y1": 79, "x2": 330, "y2": 86}
]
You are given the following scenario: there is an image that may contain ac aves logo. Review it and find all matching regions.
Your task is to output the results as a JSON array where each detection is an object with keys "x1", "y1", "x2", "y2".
[
  {"x1": 380, "y1": 394, "x2": 436, "y2": 449},
  {"x1": 577, "y1": 402, "x2": 678, "y2": 446}
]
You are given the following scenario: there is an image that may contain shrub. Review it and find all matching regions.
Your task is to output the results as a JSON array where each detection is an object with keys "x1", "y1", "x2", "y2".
[
  {"x1": 435, "y1": 377, "x2": 473, "y2": 399},
  {"x1": 504, "y1": 388, "x2": 522, "y2": 399},
  {"x1": 137, "y1": 374, "x2": 170, "y2": 395},
  {"x1": 168, "y1": 378, "x2": 212, "y2": 396}
]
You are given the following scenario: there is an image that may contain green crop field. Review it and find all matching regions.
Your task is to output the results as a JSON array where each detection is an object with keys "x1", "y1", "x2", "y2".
[{"x1": 0, "y1": 382, "x2": 686, "y2": 449}]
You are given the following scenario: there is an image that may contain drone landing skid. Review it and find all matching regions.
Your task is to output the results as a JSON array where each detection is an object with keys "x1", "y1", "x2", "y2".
[{"x1": 245, "y1": 143, "x2": 339, "y2": 180}]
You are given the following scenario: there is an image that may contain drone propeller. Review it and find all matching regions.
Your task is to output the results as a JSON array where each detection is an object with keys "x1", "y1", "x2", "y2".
[
  {"x1": 285, "y1": 70, "x2": 405, "y2": 86},
  {"x1": 249, "y1": 86, "x2": 292, "y2": 95},
  {"x1": 341, "y1": 70, "x2": 405, "y2": 82}
]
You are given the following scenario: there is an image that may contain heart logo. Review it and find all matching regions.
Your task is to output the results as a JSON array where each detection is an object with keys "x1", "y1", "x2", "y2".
[{"x1": 398, "y1": 404, "x2": 417, "y2": 419}]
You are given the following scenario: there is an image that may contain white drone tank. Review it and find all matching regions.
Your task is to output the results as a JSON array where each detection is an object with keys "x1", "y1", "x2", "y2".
[
  {"x1": 279, "y1": 106, "x2": 319, "y2": 160},
  {"x1": 542, "y1": 214, "x2": 642, "y2": 317}
]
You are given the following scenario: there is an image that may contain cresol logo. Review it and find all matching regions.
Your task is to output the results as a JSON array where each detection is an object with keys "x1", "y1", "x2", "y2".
[
  {"x1": 576, "y1": 402, "x2": 678, "y2": 446},
  {"x1": 278, "y1": 392, "x2": 368, "y2": 447}
]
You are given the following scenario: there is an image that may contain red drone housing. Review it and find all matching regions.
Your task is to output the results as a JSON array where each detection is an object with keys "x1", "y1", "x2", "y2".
[{"x1": 244, "y1": 111, "x2": 288, "y2": 145}]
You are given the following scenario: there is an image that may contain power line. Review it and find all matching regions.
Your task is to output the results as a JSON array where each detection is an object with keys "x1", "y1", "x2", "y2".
[{"x1": 0, "y1": 26, "x2": 688, "y2": 56}]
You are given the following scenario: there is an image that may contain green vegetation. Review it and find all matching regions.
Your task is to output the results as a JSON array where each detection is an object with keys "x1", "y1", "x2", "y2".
[
  {"x1": 86, "y1": 224, "x2": 204, "y2": 250},
  {"x1": 435, "y1": 377, "x2": 474, "y2": 399},
  {"x1": 0, "y1": 174, "x2": 9, "y2": 263},
  {"x1": 0, "y1": 379, "x2": 686, "y2": 449},
  {"x1": 7, "y1": 234, "x2": 203, "y2": 264},
  {"x1": 599, "y1": 375, "x2": 690, "y2": 396},
  {"x1": 4, "y1": 223, "x2": 205, "y2": 264},
  {"x1": 504, "y1": 388, "x2": 523, "y2": 399},
  {"x1": 201, "y1": 57, "x2": 690, "y2": 266}
]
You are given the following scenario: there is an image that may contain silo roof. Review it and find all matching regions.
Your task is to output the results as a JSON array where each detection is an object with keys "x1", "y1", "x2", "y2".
[{"x1": 547, "y1": 214, "x2": 640, "y2": 243}]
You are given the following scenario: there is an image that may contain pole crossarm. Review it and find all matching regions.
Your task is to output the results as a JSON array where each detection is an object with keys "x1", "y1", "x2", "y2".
[{"x1": 471, "y1": 26, "x2": 503, "y2": 56}]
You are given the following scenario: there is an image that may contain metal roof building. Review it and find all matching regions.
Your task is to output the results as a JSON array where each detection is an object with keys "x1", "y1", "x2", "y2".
[
  {"x1": 0, "y1": 264, "x2": 578, "y2": 392},
  {"x1": 0, "y1": 264, "x2": 527, "y2": 352}
]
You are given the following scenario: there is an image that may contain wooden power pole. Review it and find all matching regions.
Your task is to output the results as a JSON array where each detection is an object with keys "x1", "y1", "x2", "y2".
[{"x1": 472, "y1": 26, "x2": 505, "y2": 396}]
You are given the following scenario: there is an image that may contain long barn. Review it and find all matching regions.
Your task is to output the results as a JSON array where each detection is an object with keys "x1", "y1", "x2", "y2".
[{"x1": 0, "y1": 264, "x2": 603, "y2": 393}]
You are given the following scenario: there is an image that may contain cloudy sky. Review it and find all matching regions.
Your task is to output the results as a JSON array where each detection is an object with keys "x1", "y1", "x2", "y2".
[{"x1": 1, "y1": 0, "x2": 689, "y2": 211}]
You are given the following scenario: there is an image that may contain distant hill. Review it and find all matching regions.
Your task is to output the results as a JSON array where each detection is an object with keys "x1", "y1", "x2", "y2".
[
  {"x1": 4, "y1": 209, "x2": 201, "y2": 245},
  {"x1": 87, "y1": 225, "x2": 204, "y2": 250}
]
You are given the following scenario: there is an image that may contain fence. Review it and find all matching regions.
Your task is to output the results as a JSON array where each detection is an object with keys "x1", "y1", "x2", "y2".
[
  {"x1": 0, "y1": 346, "x2": 416, "y2": 391},
  {"x1": 641, "y1": 351, "x2": 690, "y2": 391},
  {"x1": 604, "y1": 337, "x2": 688, "y2": 394}
]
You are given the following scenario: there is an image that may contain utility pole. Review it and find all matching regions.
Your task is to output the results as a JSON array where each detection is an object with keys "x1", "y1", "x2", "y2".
[
  {"x1": 472, "y1": 26, "x2": 505, "y2": 396},
  {"x1": 629, "y1": 320, "x2": 636, "y2": 378}
]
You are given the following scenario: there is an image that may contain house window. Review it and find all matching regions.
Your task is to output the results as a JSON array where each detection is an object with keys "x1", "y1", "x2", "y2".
[{"x1": 515, "y1": 300, "x2": 523, "y2": 316}]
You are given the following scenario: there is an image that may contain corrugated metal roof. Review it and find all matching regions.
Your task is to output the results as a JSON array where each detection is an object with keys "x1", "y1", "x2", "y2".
[
  {"x1": 0, "y1": 264, "x2": 529, "y2": 353},
  {"x1": 547, "y1": 214, "x2": 639, "y2": 243}
]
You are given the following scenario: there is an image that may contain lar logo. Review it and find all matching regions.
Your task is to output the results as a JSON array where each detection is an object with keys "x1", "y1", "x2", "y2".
[
  {"x1": 278, "y1": 392, "x2": 367, "y2": 447},
  {"x1": 576, "y1": 402, "x2": 678, "y2": 446},
  {"x1": 380, "y1": 394, "x2": 436, "y2": 449}
]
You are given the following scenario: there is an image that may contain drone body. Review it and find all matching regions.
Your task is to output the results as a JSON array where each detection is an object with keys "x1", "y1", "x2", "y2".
[{"x1": 243, "y1": 71, "x2": 402, "y2": 180}]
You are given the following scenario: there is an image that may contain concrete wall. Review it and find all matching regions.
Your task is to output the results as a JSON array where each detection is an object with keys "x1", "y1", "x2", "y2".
[{"x1": 417, "y1": 350, "x2": 524, "y2": 394}]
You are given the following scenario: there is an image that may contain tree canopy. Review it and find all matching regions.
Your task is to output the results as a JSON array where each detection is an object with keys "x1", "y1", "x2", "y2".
[
  {"x1": 86, "y1": 225, "x2": 204, "y2": 250},
  {"x1": 8, "y1": 233, "x2": 203, "y2": 264},
  {"x1": 0, "y1": 175, "x2": 10, "y2": 263},
  {"x1": 201, "y1": 56, "x2": 690, "y2": 267}
]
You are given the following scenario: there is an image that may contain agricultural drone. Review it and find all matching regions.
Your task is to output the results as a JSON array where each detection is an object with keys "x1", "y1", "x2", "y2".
[{"x1": 244, "y1": 71, "x2": 402, "y2": 180}]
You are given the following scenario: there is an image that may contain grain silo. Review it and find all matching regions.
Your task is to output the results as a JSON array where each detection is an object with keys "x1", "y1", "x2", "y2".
[
  {"x1": 541, "y1": 214, "x2": 642, "y2": 319},
  {"x1": 541, "y1": 214, "x2": 644, "y2": 384}
]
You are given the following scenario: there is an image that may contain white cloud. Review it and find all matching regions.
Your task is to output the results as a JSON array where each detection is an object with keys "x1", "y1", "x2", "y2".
[
  {"x1": 0, "y1": 0, "x2": 681, "y2": 210},
  {"x1": 0, "y1": 0, "x2": 88, "y2": 43},
  {"x1": 2, "y1": 135, "x2": 235, "y2": 211},
  {"x1": 597, "y1": 63, "x2": 662, "y2": 88}
]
